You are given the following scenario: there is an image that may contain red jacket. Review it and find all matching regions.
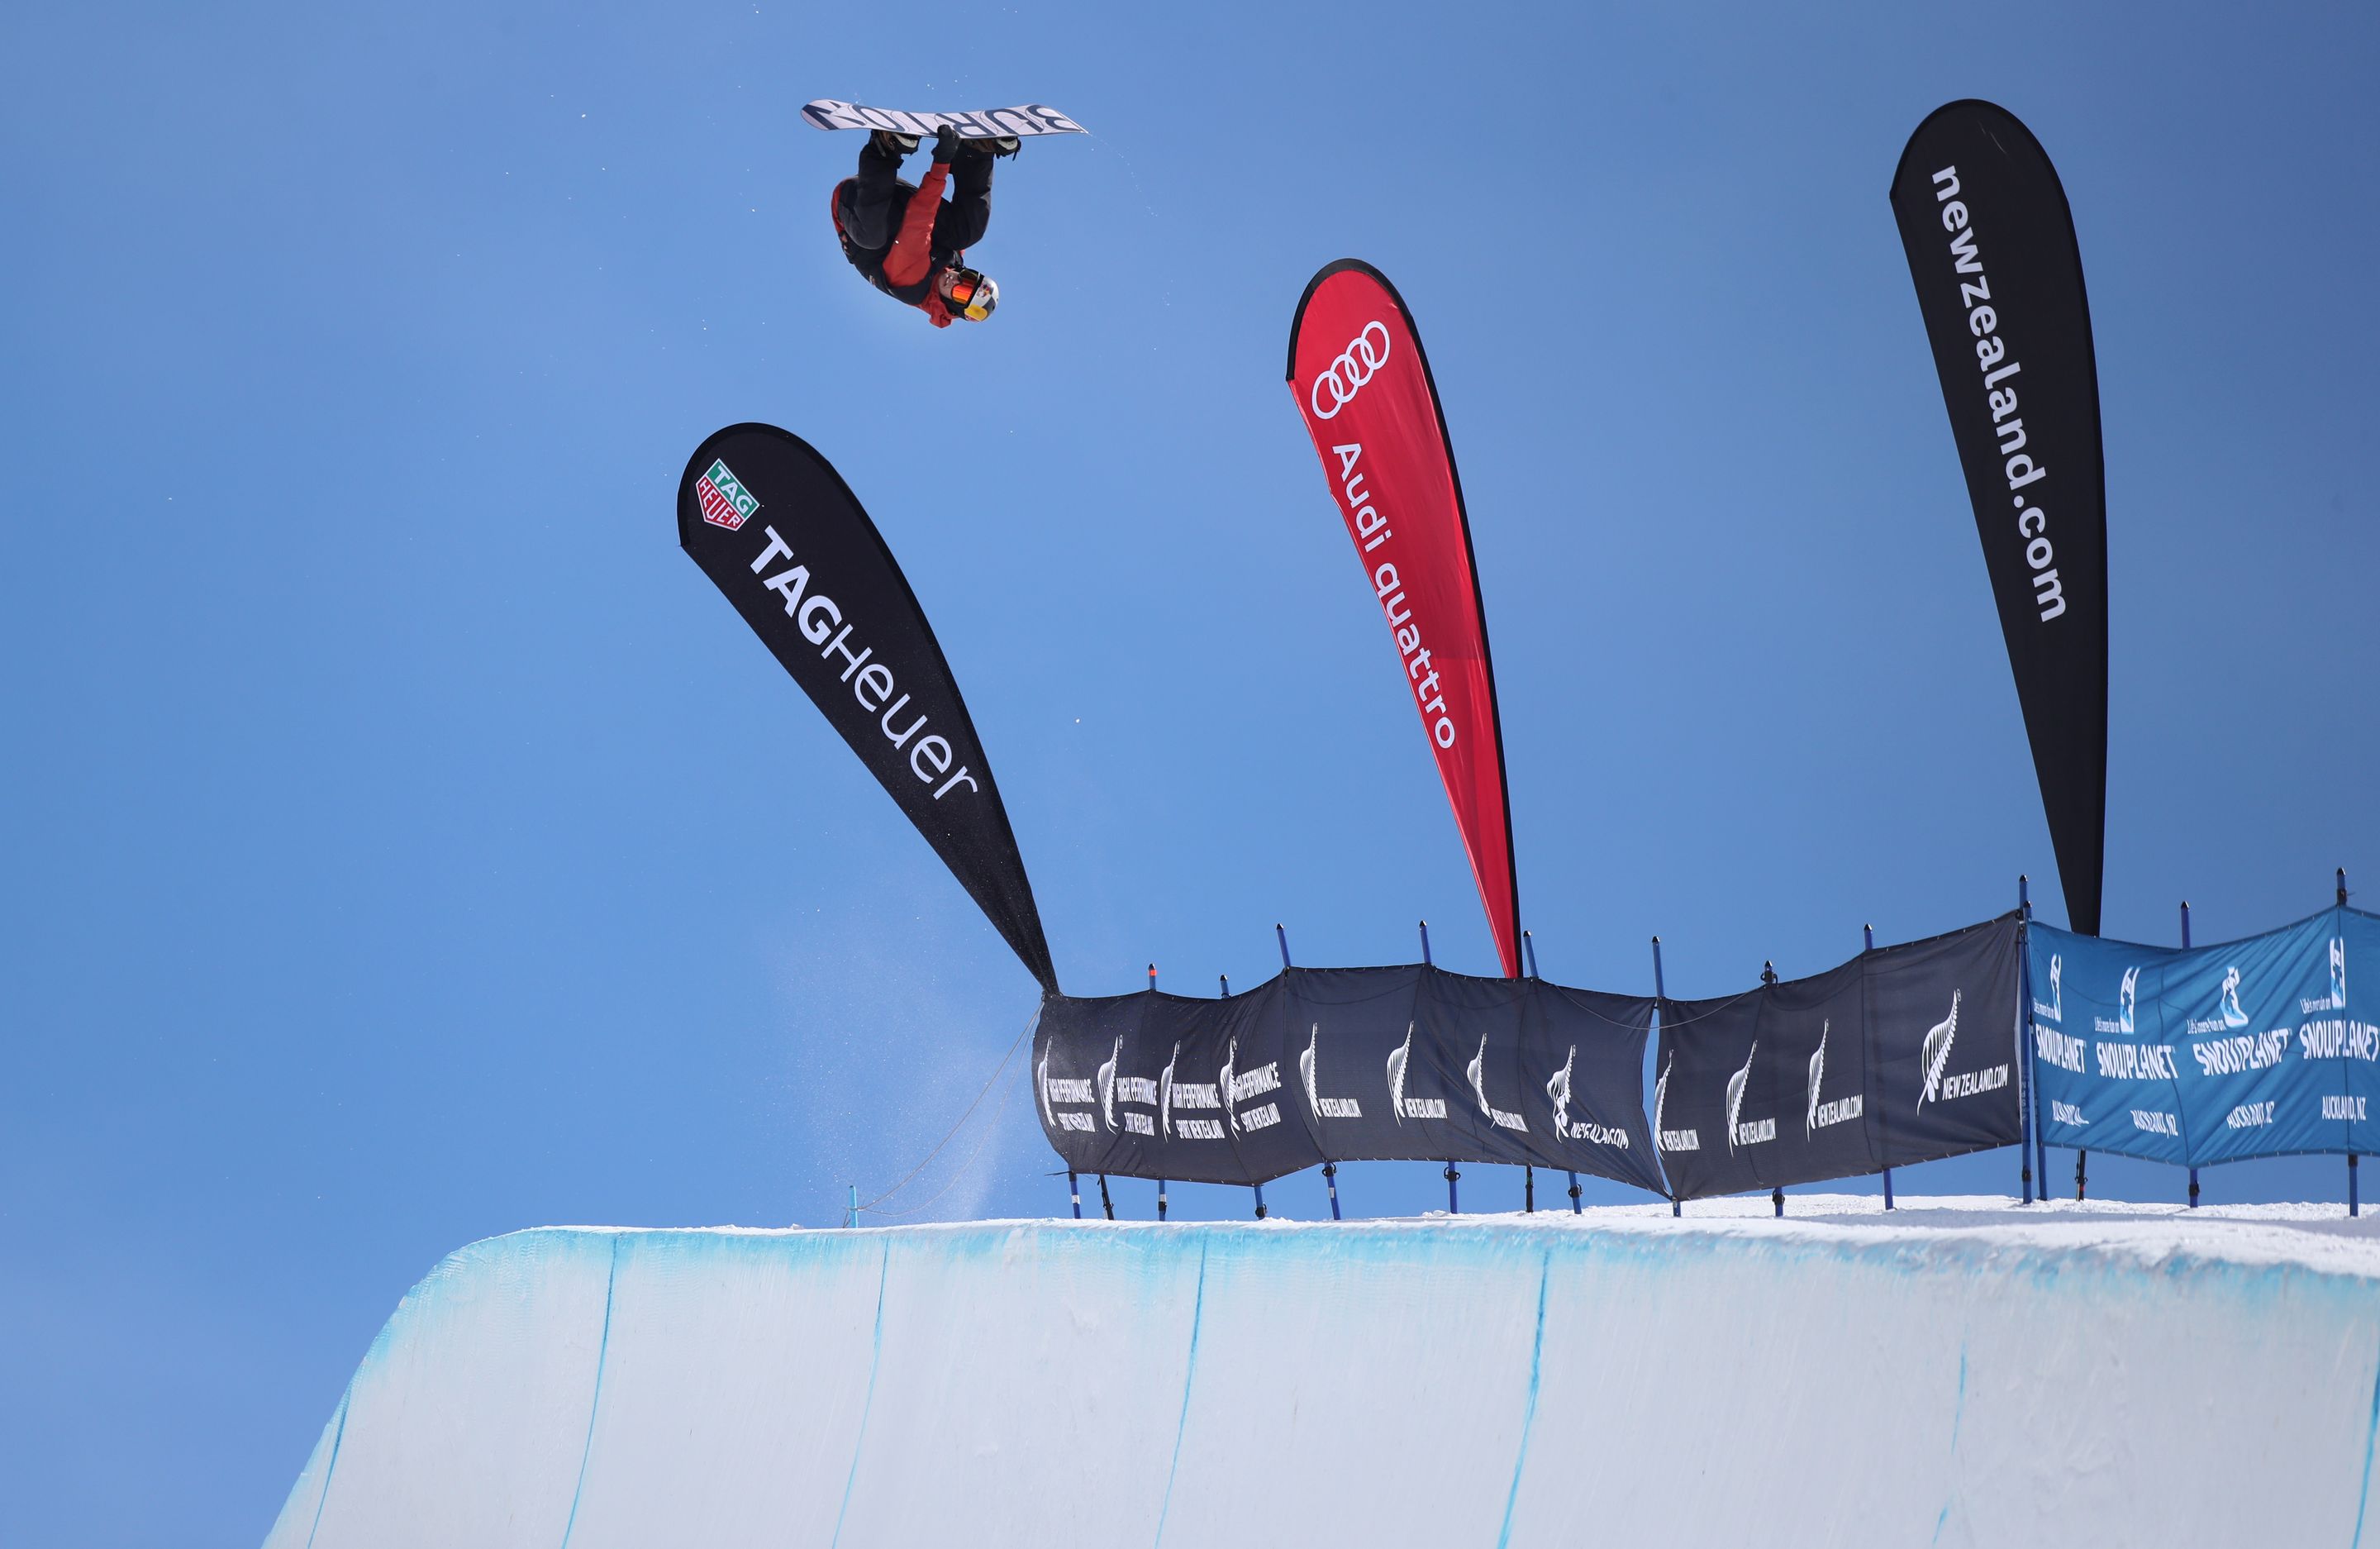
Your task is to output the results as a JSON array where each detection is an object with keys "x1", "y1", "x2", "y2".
[{"x1": 831, "y1": 160, "x2": 959, "y2": 328}]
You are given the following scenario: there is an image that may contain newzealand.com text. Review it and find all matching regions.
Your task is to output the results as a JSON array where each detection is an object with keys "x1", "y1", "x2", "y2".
[{"x1": 1929, "y1": 166, "x2": 2065, "y2": 622}]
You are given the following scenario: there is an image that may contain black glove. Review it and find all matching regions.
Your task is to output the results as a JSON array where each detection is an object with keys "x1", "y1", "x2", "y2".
[{"x1": 931, "y1": 124, "x2": 964, "y2": 164}]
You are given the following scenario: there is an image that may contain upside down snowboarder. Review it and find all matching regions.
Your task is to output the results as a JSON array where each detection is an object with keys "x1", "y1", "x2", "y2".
[{"x1": 831, "y1": 126, "x2": 1014, "y2": 327}]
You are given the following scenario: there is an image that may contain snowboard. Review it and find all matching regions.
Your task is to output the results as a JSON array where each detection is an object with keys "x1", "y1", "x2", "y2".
[{"x1": 802, "y1": 100, "x2": 1088, "y2": 140}]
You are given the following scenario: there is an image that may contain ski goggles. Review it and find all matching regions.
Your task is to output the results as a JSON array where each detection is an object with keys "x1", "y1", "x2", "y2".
[{"x1": 944, "y1": 268, "x2": 997, "y2": 322}]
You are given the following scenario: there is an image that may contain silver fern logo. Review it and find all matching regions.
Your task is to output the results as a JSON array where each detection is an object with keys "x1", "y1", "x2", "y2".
[
  {"x1": 1039, "y1": 1046, "x2": 1055, "y2": 1127},
  {"x1": 1726, "y1": 1041, "x2": 1773, "y2": 1151},
  {"x1": 1917, "y1": 990, "x2": 1962, "y2": 1109},
  {"x1": 1465, "y1": 1034, "x2": 1529, "y2": 1132},
  {"x1": 1096, "y1": 1037, "x2": 1122, "y2": 1132},
  {"x1": 1385, "y1": 1022, "x2": 1445, "y2": 1122},
  {"x1": 1654, "y1": 1051, "x2": 1699, "y2": 1151},
  {"x1": 1805, "y1": 1022, "x2": 1826, "y2": 1137},
  {"x1": 1159, "y1": 1041, "x2": 1178, "y2": 1139},
  {"x1": 1299, "y1": 1024, "x2": 1363, "y2": 1120},
  {"x1": 1805, "y1": 1019, "x2": 1862, "y2": 1134},
  {"x1": 1219, "y1": 1037, "x2": 1239, "y2": 1137},
  {"x1": 1546, "y1": 1046, "x2": 1574, "y2": 1135}
]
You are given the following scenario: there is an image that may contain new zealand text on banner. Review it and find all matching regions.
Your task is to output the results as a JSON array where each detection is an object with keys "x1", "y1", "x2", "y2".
[
  {"x1": 2029, "y1": 909, "x2": 2380, "y2": 1166},
  {"x1": 1891, "y1": 102, "x2": 2109, "y2": 937},
  {"x1": 1032, "y1": 968, "x2": 1664, "y2": 1195},
  {"x1": 1655, "y1": 916, "x2": 2022, "y2": 1201},
  {"x1": 676, "y1": 423, "x2": 1057, "y2": 991},
  {"x1": 1286, "y1": 261, "x2": 1521, "y2": 978}
]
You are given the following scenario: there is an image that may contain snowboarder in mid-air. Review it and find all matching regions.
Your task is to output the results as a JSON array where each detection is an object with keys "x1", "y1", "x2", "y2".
[{"x1": 831, "y1": 124, "x2": 1015, "y2": 327}]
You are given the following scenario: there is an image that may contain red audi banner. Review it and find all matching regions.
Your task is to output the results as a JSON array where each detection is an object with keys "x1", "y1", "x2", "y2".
[{"x1": 1287, "y1": 260, "x2": 1520, "y2": 978}]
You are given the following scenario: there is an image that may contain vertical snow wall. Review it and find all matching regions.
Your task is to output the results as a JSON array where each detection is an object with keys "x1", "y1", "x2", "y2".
[{"x1": 268, "y1": 1213, "x2": 2380, "y2": 1548}]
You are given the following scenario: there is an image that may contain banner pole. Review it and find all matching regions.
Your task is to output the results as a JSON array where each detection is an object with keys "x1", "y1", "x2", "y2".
[
  {"x1": 2016, "y1": 880, "x2": 2033, "y2": 1204},
  {"x1": 2023, "y1": 877, "x2": 2048, "y2": 1202},
  {"x1": 846, "y1": 1183, "x2": 858, "y2": 1229},
  {"x1": 1524, "y1": 931, "x2": 1577, "y2": 1211},
  {"x1": 1069, "y1": 1170, "x2": 1082, "y2": 1219},
  {"x1": 1758, "y1": 962, "x2": 1782, "y2": 1217},
  {"x1": 1420, "y1": 921, "x2": 1455, "y2": 1213},
  {"x1": 1654, "y1": 935, "x2": 1678, "y2": 1218},
  {"x1": 2182, "y1": 902, "x2": 2199, "y2": 1208},
  {"x1": 1098, "y1": 1174, "x2": 1114, "y2": 1221},
  {"x1": 1253, "y1": 1182, "x2": 1267, "y2": 1220},
  {"x1": 1867, "y1": 923, "x2": 1895, "y2": 1211},
  {"x1": 1281, "y1": 926, "x2": 1341, "y2": 1218},
  {"x1": 2345, "y1": 869, "x2": 2358, "y2": 1218},
  {"x1": 1526, "y1": 1165, "x2": 1535, "y2": 1213}
]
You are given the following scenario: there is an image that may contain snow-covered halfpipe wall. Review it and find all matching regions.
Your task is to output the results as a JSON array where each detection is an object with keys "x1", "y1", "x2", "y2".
[{"x1": 266, "y1": 1202, "x2": 2380, "y2": 1548}]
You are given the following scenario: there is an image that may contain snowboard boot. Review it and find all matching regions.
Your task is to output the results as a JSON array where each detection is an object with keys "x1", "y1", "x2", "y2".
[{"x1": 869, "y1": 129, "x2": 921, "y2": 157}]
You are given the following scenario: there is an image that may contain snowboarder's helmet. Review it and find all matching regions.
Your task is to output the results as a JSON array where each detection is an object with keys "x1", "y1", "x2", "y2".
[{"x1": 940, "y1": 266, "x2": 997, "y2": 322}]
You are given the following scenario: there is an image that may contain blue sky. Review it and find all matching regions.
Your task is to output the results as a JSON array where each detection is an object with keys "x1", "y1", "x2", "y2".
[{"x1": 4, "y1": 2, "x2": 2377, "y2": 1542}]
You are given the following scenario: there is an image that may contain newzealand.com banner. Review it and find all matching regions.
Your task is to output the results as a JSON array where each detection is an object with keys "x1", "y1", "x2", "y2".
[
  {"x1": 1034, "y1": 968, "x2": 1664, "y2": 1194},
  {"x1": 677, "y1": 423, "x2": 1058, "y2": 991},
  {"x1": 1287, "y1": 261, "x2": 1521, "y2": 979},
  {"x1": 1654, "y1": 915, "x2": 2024, "y2": 1200},
  {"x1": 2029, "y1": 909, "x2": 2380, "y2": 1166},
  {"x1": 1891, "y1": 102, "x2": 2109, "y2": 937}
]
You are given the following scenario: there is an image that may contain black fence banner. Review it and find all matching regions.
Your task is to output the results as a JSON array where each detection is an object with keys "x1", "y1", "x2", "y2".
[
  {"x1": 677, "y1": 423, "x2": 1056, "y2": 990},
  {"x1": 1035, "y1": 967, "x2": 1663, "y2": 1194},
  {"x1": 1891, "y1": 102, "x2": 2109, "y2": 937},
  {"x1": 1655, "y1": 915, "x2": 2022, "y2": 1200}
]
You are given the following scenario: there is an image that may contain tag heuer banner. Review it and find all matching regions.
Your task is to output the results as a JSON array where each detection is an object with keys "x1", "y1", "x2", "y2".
[
  {"x1": 677, "y1": 423, "x2": 1057, "y2": 991},
  {"x1": 1891, "y1": 102, "x2": 2109, "y2": 937},
  {"x1": 2029, "y1": 909, "x2": 2380, "y2": 1168},
  {"x1": 1034, "y1": 967, "x2": 1664, "y2": 1194},
  {"x1": 1654, "y1": 915, "x2": 2025, "y2": 1201},
  {"x1": 1288, "y1": 260, "x2": 1521, "y2": 979}
]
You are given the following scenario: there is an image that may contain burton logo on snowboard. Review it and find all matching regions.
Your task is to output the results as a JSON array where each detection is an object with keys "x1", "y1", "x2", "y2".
[
  {"x1": 802, "y1": 100, "x2": 1087, "y2": 138},
  {"x1": 695, "y1": 459, "x2": 759, "y2": 531}
]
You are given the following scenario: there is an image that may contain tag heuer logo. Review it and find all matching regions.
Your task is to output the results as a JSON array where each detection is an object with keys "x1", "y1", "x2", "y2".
[{"x1": 696, "y1": 459, "x2": 759, "y2": 531}]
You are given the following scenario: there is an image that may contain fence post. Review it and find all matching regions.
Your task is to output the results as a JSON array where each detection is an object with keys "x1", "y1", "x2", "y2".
[
  {"x1": 1069, "y1": 1170, "x2": 1082, "y2": 1219},
  {"x1": 1419, "y1": 922, "x2": 1455, "y2": 1211},
  {"x1": 2016, "y1": 877, "x2": 2035, "y2": 1206},
  {"x1": 2345, "y1": 870, "x2": 2358, "y2": 1218},
  {"x1": 1523, "y1": 932, "x2": 1542, "y2": 1213},
  {"x1": 2182, "y1": 901, "x2": 2199, "y2": 1208},
  {"x1": 1654, "y1": 935, "x2": 1678, "y2": 1218},
  {"x1": 1868, "y1": 923, "x2": 1895, "y2": 1211}
]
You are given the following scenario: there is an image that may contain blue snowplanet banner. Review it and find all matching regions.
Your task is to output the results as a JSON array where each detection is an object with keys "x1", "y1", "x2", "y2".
[{"x1": 2029, "y1": 908, "x2": 2380, "y2": 1167}]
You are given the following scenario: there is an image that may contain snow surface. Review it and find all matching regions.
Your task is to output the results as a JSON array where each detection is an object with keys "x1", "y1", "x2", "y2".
[{"x1": 266, "y1": 1195, "x2": 2380, "y2": 1547}]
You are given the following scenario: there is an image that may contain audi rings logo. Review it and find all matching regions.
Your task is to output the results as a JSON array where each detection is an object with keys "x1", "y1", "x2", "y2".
[{"x1": 1310, "y1": 321, "x2": 1392, "y2": 420}]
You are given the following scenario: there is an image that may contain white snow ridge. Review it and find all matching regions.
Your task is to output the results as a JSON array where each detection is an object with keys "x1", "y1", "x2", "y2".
[{"x1": 267, "y1": 1197, "x2": 2380, "y2": 1547}]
